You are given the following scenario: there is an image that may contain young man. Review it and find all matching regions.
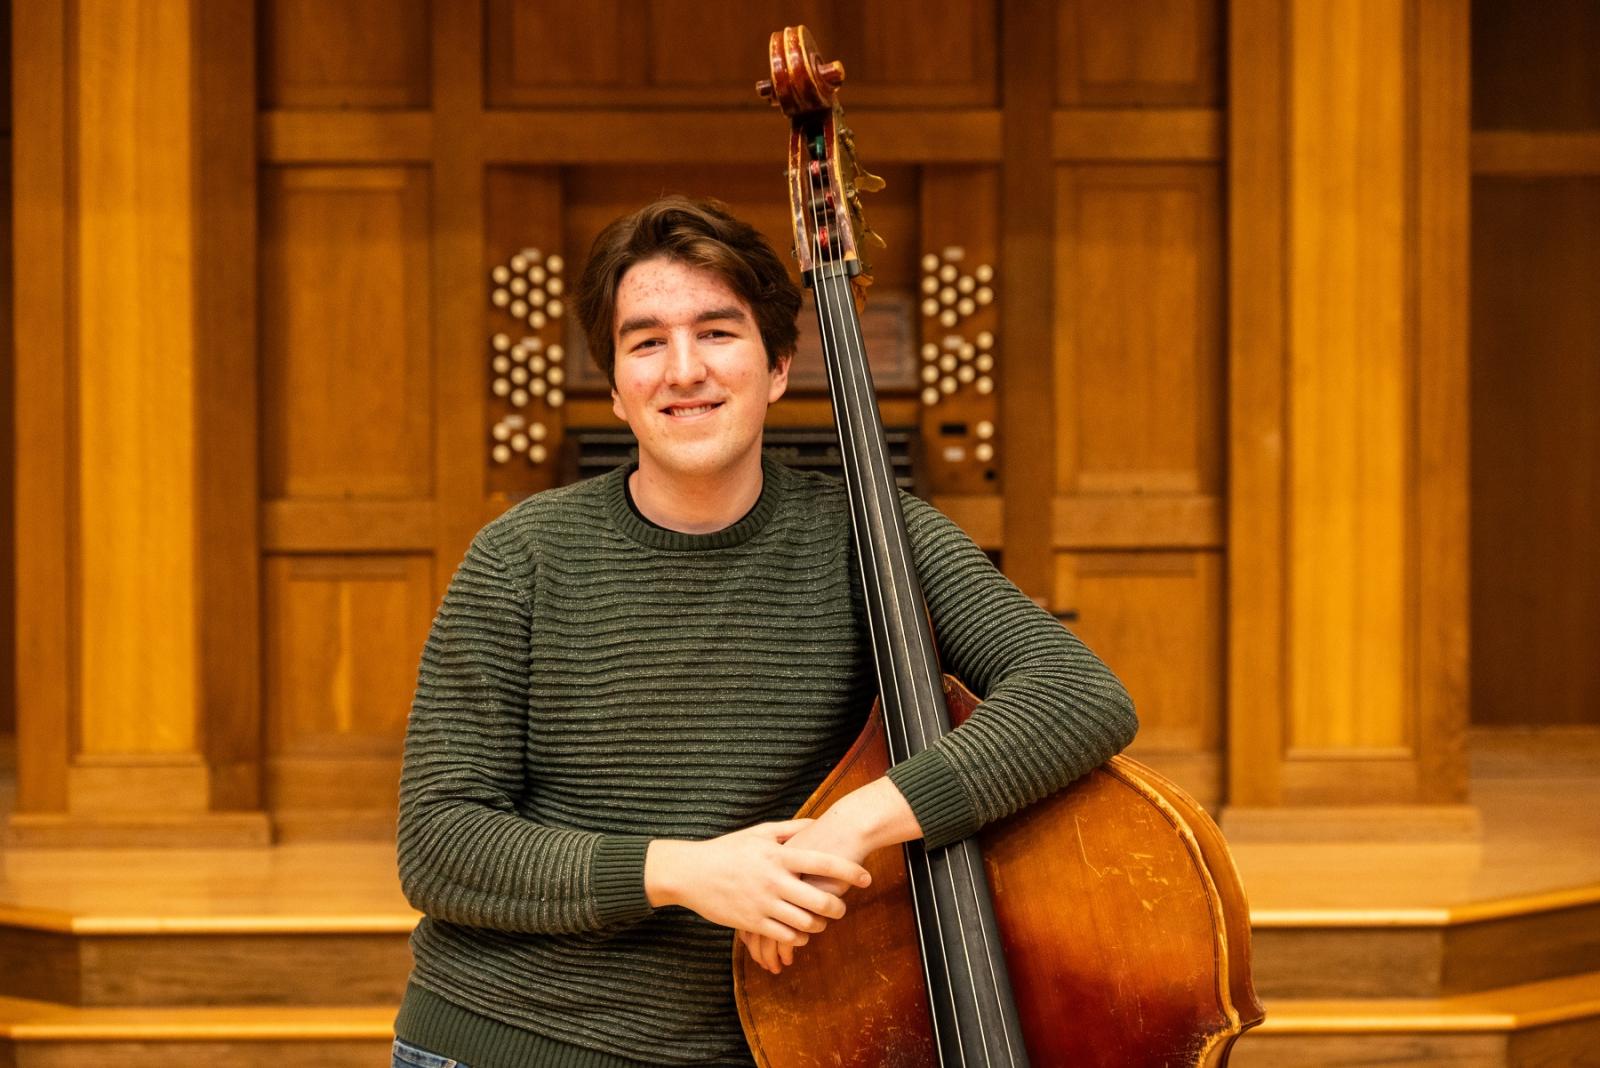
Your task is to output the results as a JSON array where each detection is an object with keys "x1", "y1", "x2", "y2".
[{"x1": 393, "y1": 196, "x2": 1137, "y2": 1067}]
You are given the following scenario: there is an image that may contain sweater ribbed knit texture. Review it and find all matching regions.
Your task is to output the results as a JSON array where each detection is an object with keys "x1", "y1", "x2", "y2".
[{"x1": 395, "y1": 457, "x2": 1137, "y2": 1067}]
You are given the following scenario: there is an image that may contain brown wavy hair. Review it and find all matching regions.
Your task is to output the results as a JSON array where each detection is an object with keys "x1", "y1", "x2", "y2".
[{"x1": 574, "y1": 196, "x2": 802, "y2": 386}]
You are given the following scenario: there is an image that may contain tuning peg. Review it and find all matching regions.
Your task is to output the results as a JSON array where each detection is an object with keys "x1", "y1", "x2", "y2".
[{"x1": 853, "y1": 169, "x2": 886, "y2": 194}]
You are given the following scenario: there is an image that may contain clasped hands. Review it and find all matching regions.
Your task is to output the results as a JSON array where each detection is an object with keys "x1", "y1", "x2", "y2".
[{"x1": 643, "y1": 776, "x2": 920, "y2": 975}]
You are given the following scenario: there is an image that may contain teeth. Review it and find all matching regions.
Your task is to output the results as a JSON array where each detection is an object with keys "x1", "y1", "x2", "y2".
[{"x1": 668, "y1": 404, "x2": 717, "y2": 416}]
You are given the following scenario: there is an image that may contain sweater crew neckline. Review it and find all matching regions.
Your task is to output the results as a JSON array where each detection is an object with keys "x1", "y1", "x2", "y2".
[{"x1": 606, "y1": 455, "x2": 786, "y2": 551}]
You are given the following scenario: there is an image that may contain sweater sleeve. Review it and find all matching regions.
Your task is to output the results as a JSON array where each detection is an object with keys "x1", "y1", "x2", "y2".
[
  {"x1": 396, "y1": 527, "x2": 655, "y2": 933},
  {"x1": 884, "y1": 496, "x2": 1139, "y2": 850}
]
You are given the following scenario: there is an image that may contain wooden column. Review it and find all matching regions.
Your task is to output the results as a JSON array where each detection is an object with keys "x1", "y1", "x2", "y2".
[
  {"x1": 11, "y1": 0, "x2": 266, "y2": 845},
  {"x1": 1225, "y1": 0, "x2": 1473, "y2": 837}
]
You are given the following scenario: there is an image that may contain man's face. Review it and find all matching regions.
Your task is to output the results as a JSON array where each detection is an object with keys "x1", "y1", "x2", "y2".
[{"x1": 610, "y1": 257, "x2": 790, "y2": 484}]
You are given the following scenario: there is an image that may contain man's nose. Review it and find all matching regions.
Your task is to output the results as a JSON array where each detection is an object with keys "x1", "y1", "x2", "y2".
[{"x1": 663, "y1": 334, "x2": 708, "y2": 386}]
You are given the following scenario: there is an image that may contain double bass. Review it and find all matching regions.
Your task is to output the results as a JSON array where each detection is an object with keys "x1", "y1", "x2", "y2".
[{"x1": 734, "y1": 27, "x2": 1265, "y2": 1067}]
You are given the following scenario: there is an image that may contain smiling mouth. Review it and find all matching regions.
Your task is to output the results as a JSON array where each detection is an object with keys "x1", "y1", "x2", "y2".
[{"x1": 663, "y1": 402, "x2": 723, "y2": 418}]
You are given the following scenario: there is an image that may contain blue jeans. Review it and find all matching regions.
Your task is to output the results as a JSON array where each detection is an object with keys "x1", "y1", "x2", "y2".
[{"x1": 392, "y1": 1037, "x2": 469, "y2": 1068}]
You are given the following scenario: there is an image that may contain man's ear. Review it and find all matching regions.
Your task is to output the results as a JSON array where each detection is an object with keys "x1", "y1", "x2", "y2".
[
  {"x1": 767, "y1": 355, "x2": 792, "y2": 404},
  {"x1": 611, "y1": 388, "x2": 626, "y2": 422}
]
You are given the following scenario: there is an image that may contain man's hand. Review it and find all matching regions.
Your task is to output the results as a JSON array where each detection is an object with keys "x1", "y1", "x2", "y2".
[
  {"x1": 644, "y1": 820, "x2": 871, "y2": 952},
  {"x1": 740, "y1": 777, "x2": 923, "y2": 974}
]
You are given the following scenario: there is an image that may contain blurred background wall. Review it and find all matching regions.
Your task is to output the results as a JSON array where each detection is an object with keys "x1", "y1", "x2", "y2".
[{"x1": 1, "y1": 0, "x2": 1595, "y2": 844}]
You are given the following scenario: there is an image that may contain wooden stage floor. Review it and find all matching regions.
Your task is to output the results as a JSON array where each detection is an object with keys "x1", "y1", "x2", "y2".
[
  {"x1": 0, "y1": 728, "x2": 1595, "y2": 1066},
  {"x1": 1236, "y1": 727, "x2": 1600, "y2": 919}
]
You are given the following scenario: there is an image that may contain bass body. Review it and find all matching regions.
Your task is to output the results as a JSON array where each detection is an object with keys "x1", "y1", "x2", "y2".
[{"x1": 736, "y1": 677, "x2": 1262, "y2": 1067}]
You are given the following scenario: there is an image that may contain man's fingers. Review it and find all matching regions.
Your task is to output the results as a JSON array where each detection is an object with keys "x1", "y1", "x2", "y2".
[
  {"x1": 760, "y1": 936, "x2": 781, "y2": 973},
  {"x1": 761, "y1": 819, "x2": 815, "y2": 843},
  {"x1": 741, "y1": 931, "x2": 774, "y2": 973},
  {"x1": 787, "y1": 880, "x2": 848, "y2": 921},
  {"x1": 743, "y1": 933, "x2": 778, "y2": 975},
  {"x1": 781, "y1": 847, "x2": 872, "y2": 888},
  {"x1": 755, "y1": 917, "x2": 808, "y2": 946},
  {"x1": 770, "y1": 899, "x2": 829, "y2": 936}
]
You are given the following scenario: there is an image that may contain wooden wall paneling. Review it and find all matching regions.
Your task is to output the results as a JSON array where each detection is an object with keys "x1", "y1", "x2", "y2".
[
  {"x1": 1227, "y1": 0, "x2": 1289, "y2": 810},
  {"x1": 9, "y1": 0, "x2": 268, "y2": 842},
  {"x1": 429, "y1": 0, "x2": 490, "y2": 590},
  {"x1": 824, "y1": 1, "x2": 997, "y2": 106},
  {"x1": 1472, "y1": 132, "x2": 1600, "y2": 177},
  {"x1": 916, "y1": 167, "x2": 1001, "y2": 499},
  {"x1": 1051, "y1": 160, "x2": 1225, "y2": 805},
  {"x1": 261, "y1": 0, "x2": 502, "y2": 832},
  {"x1": 1415, "y1": 0, "x2": 1471, "y2": 797},
  {"x1": 251, "y1": 0, "x2": 474, "y2": 833},
  {"x1": 74, "y1": 0, "x2": 200, "y2": 764},
  {"x1": 196, "y1": 0, "x2": 263, "y2": 811},
  {"x1": 483, "y1": 0, "x2": 635, "y2": 104},
  {"x1": 485, "y1": 0, "x2": 997, "y2": 109},
  {"x1": 1054, "y1": 165, "x2": 1223, "y2": 500},
  {"x1": 1225, "y1": 0, "x2": 1471, "y2": 825},
  {"x1": 260, "y1": 110, "x2": 434, "y2": 165},
  {"x1": 998, "y1": 0, "x2": 1058, "y2": 603},
  {"x1": 259, "y1": 0, "x2": 431, "y2": 109},
  {"x1": 1057, "y1": 0, "x2": 1221, "y2": 106},
  {"x1": 483, "y1": 168, "x2": 566, "y2": 506},
  {"x1": 1285, "y1": 0, "x2": 1411, "y2": 757},
  {"x1": 1, "y1": 0, "x2": 15, "y2": 754},
  {"x1": 1056, "y1": 551, "x2": 1224, "y2": 808},
  {"x1": 10, "y1": 0, "x2": 72, "y2": 814},
  {"x1": 263, "y1": 501, "x2": 436, "y2": 554},
  {"x1": 264, "y1": 554, "x2": 433, "y2": 830},
  {"x1": 259, "y1": 167, "x2": 433, "y2": 503},
  {"x1": 1471, "y1": 0, "x2": 1600, "y2": 132},
  {"x1": 1053, "y1": 495, "x2": 1221, "y2": 549},
  {"x1": 617, "y1": 1, "x2": 758, "y2": 94},
  {"x1": 1471, "y1": 178, "x2": 1600, "y2": 726},
  {"x1": 1052, "y1": 108, "x2": 1223, "y2": 163},
  {"x1": 480, "y1": 110, "x2": 1002, "y2": 166}
]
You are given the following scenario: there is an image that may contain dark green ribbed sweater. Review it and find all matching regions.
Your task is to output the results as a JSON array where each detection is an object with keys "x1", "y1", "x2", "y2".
[{"x1": 394, "y1": 457, "x2": 1136, "y2": 1067}]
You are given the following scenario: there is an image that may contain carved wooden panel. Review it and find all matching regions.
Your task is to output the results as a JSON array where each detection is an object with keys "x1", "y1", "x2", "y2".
[
  {"x1": 259, "y1": 0, "x2": 430, "y2": 108},
  {"x1": 1472, "y1": 178, "x2": 1600, "y2": 726},
  {"x1": 1054, "y1": 550, "x2": 1223, "y2": 807},
  {"x1": 260, "y1": 166, "x2": 433, "y2": 500},
  {"x1": 1056, "y1": 0, "x2": 1220, "y2": 107},
  {"x1": 1053, "y1": 165, "x2": 1222, "y2": 498},
  {"x1": 263, "y1": 554, "x2": 433, "y2": 812},
  {"x1": 485, "y1": 0, "x2": 997, "y2": 108}
]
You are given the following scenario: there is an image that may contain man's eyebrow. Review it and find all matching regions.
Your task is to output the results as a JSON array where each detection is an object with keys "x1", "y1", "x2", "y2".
[{"x1": 616, "y1": 306, "x2": 751, "y2": 337}]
